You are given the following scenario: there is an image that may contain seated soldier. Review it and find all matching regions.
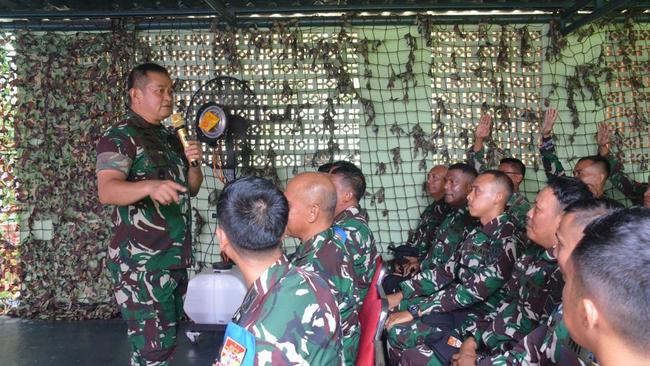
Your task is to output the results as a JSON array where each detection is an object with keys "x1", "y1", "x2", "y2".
[
  {"x1": 327, "y1": 161, "x2": 379, "y2": 301},
  {"x1": 391, "y1": 165, "x2": 451, "y2": 262},
  {"x1": 383, "y1": 163, "x2": 478, "y2": 294},
  {"x1": 384, "y1": 170, "x2": 523, "y2": 363},
  {"x1": 398, "y1": 176, "x2": 592, "y2": 365},
  {"x1": 454, "y1": 197, "x2": 621, "y2": 366},
  {"x1": 468, "y1": 114, "x2": 531, "y2": 231},
  {"x1": 213, "y1": 176, "x2": 342, "y2": 365},
  {"x1": 285, "y1": 172, "x2": 359, "y2": 366},
  {"x1": 540, "y1": 108, "x2": 611, "y2": 199},
  {"x1": 597, "y1": 122, "x2": 650, "y2": 207},
  {"x1": 563, "y1": 207, "x2": 650, "y2": 366}
]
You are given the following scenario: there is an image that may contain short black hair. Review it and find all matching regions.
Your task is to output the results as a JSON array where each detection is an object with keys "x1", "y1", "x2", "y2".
[
  {"x1": 563, "y1": 198, "x2": 623, "y2": 228},
  {"x1": 448, "y1": 162, "x2": 478, "y2": 180},
  {"x1": 577, "y1": 155, "x2": 611, "y2": 178},
  {"x1": 572, "y1": 207, "x2": 650, "y2": 352},
  {"x1": 329, "y1": 160, "x2": 366, "y2": 201},
  {"x1": 499, "y1": 157, "x2": 526, "y2": 178},
  {"x1": 480, "y1": 170, "x2": 514, "y2": 201},
  {"x1": 547, "y1": 176, "x2": 593, "y2": 210},
  {"x1": 216, "y1": 176, "x2": 288, "y2": 253},
  {"x1": 127, "y1": 63, "x2": 170, "y2": 90},
  {"x1": 317, "y1": 162, "x2": 333, "y2": 173}
]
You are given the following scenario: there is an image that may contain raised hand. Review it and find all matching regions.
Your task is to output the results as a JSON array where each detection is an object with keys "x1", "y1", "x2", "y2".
[
  {"x1": 597, "y1": 122, "x2": 611, "y2": 156},
  {"x1": 475, "y1": 114, "x2": 493, "y2": 141},
  {"x1": 542, "y1": 108, "x2": 558, "y2": 138},
  {"x1": 473, "y1": 114, "x2": 493, "y2": 152}
]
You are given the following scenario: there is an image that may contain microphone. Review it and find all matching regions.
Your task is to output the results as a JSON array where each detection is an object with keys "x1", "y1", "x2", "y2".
[{"x1": 171, "y1": 113, "x2": 199, "y2": 167}]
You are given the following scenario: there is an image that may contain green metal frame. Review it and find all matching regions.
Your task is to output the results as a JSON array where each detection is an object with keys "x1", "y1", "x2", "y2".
[{"x1": 0, "y1": 0, "x2": 648, "y2": 31}]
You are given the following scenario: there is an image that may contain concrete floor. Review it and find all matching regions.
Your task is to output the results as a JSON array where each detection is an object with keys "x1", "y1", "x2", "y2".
[{"x1": 0, "y1": 316, "x2": 224, "y2": 366}]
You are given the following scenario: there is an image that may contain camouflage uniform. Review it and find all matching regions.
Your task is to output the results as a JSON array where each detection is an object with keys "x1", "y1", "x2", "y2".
[
  {"x1": 477, "y1": 305, "x2": 597, "y2": 365},
  {"x1": 404, "y1": 199, "x2": 452, "y2": 258},
  {"x1": 227, "y1": 254, "x2": 343, "y2": 365},
  {"x1": 334, "y1": 205, "x2": 380, "y2": 301},
  {"x1": 540, "y1": 136, "x2": 566, "y2": 179},
  {"x1": 389, "y1": 213, "x2": 523, "y2": 361},
  {"x1": 468, "y1": 146, "x2": 531, "y2": 232},
  {"x1": 96, "y1": 111, "x2": 192, "y2": 366},
  {"x1": 381, "y1": 204, "x2": 473, "y2": 295},
  {"x1": 292, "y1": 227, "x2": 360, "y2": 366},
  {"x1": 417, "y1": 205, "x2": 479, "y2": 274},
  {"x1": 399, "y1": 245, "x2": 563, "y2": 365},
  {"x1": 606, "y1": 154, "x2": 647, "y2": 206}
]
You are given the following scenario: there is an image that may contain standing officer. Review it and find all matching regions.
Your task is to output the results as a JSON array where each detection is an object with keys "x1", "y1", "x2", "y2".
[{"x1": 96, "y1": 63, "x2": 203, "y2": 365}]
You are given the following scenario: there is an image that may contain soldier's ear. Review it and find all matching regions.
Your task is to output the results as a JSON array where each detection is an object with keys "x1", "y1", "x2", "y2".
[
  {"x1": 307, "y1": 204, "x2": 319, "y2": 223},
  {"x1": 582, "y1": 297, "x2": 599, "y2": 331},
  {"x1": 129, "y1": 87, "x2": 140, "y2": 104},
  {"x1": 216, "y1": 227, "x2": 230, "y2": 254},
  {"x1": 494, "y1": 190, "x2": 504, "y2": 204}
]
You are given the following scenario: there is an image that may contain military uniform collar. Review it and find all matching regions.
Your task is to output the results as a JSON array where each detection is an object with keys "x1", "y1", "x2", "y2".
[
  {"x1": 541, "y1": 247, "x2": 556, "y2": 262},
  {"x1": 250, "y1": 254, "x2": 292, "y2": 299},
  {"x1": 454, "y1": 204, "x2": 469, "y2": 216},
  {"x1": 507, "y1": 191, "x2": 528, "y2": 206},
  {"x1": 481, "y1": 212, "x2": 510, "y2": 236},
  {"x1": 126, "y1": 110, "x2": 164, "y2": 130},
  {"x1": 293, "y1": 227, "x2": 333, "y2": 262},
  {"x1": 334, "y1": 205, "x2": 367, "y2": 223}
]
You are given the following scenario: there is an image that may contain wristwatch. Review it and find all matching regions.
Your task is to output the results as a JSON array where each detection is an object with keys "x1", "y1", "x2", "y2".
[{"x1": 408, "y1": 304, "x2": 420, "y2": 319}]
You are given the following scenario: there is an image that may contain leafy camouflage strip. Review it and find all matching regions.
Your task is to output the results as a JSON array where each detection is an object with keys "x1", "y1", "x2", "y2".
[
  {"x1": 334, "y1": 205, "x2": 380, "y2": 302},
  {"x1": 96, "y1": 113, "x2": 193, "y2": 272},
  {"x1": 400, "y1": 205, "x2": 478, "y2": 299},
  {"x1": 107, "y1": 265, "x2": 187, "y2": 366},
  {"x1": 404, "y1": 199, "x2": 452, "y2": 258},
  {"x1": 480, "y1": 305, "x2": 594, "y2": 365},
  {"x1": 232, "y1": 255, "x2": 343, "y2": 365},
  {"x1": 292, "y1": 227, "x2": 359, "y2": 366}
]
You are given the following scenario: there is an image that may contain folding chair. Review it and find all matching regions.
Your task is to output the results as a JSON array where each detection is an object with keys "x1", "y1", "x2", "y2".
[{"x1": 356, "y1": 256, "x2": 389, "y2": 366}]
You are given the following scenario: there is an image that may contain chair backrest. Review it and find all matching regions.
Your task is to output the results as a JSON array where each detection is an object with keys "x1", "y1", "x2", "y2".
[{"x1": 355, "y1": 256, "x2": 385, "y2": 366}]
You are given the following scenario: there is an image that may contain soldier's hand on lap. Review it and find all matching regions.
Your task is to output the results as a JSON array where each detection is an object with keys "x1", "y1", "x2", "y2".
[
  {"x1": 452, "y1": 351, "x2": 477, "y2": 366},
  {"x1": 387, "y1": 292, "x2": 403, "y2": 309},
  {"x1": 459, "y1": 337, "x2": 477, "y2": 355},
  {"x1": 385, "y1": 310, "x2": 413, "y2": 329},
  {"x1": 148, "y1": 180, "x2": 187, "y2": 205}
]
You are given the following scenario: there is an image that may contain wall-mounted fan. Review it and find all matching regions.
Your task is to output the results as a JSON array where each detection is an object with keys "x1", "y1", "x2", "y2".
[{"x1": 183, "y1": 76, "x2": 261, "y2": 182}]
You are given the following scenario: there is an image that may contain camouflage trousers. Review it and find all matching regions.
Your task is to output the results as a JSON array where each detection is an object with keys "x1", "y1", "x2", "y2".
[
  {"x1": 343, "y1": 326, "x2": 361, "y2": 366},
  {"x1": 400, "y1": 344, "x2": 445, "y2": 366},
  {"x1": 108, "y1": 265, "x2": 188, "y2": 366},
  {"x1": 387, "y1": 320, "x2": 440, "y2": 364},
  {"x1": 388, "y1": 311, "x2": 470, "y2": 365}
]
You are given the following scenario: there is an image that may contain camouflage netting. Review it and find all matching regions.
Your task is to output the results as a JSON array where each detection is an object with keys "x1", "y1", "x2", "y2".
[{"x1": 0, "y1": 14, "x2": 648, "y2": 319}]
